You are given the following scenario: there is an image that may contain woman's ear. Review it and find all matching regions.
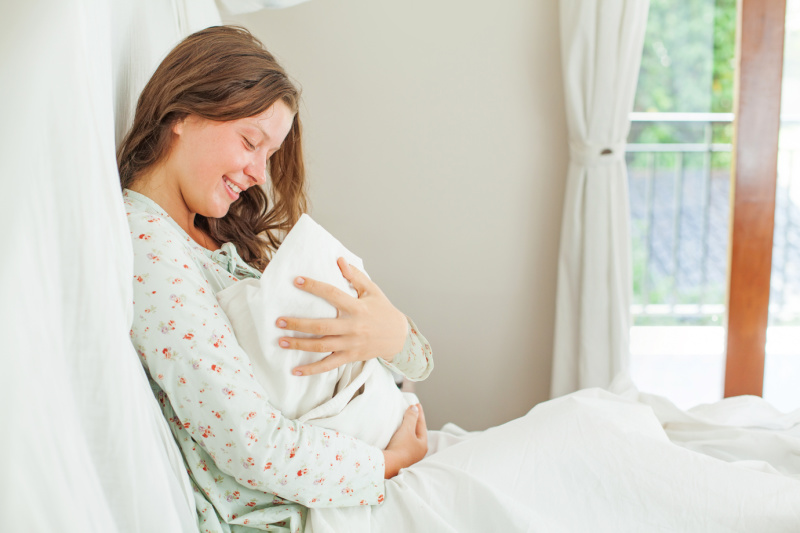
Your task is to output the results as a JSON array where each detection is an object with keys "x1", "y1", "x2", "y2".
[{"x1": 171, "y1": 117, "x2": 185, "y2": 137}]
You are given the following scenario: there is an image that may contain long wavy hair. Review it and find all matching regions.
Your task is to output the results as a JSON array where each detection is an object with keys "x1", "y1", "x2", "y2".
[{"x1": 117, "y1": 25, "x2": 307, "y2": 271}]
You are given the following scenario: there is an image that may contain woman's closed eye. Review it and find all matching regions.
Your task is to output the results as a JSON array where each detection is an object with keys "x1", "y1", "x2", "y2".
[{"x1": 243, "y1": 137, "x2": 256, "y2": 150}]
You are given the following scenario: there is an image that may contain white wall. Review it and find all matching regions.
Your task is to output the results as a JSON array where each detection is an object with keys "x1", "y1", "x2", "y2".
[{"x1": 225, "y1": 0, "x2": 568, "y2": 431}]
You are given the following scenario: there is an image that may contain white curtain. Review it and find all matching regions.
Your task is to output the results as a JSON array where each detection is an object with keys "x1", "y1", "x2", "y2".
[
  {"x1": 0, "y1": 2, "x2": 198, "y2": 531},
  {"x1": 112, "y1": 0, "x2": 222, "y2": 146},
  {"x1": 550, "y1": 0, "x2": 649, "y2": 398},
  {"x1": 0, "y1": 0, "x2": 301, "y2": 531},
  {"x1": 218, "y1": 0, "x2": 312, "y2": 14}
]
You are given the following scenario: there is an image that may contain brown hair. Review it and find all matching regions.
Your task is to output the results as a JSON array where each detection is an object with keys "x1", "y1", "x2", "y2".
[{"x1": 117, "y1": 25, "x2": 306, "y2": 271}]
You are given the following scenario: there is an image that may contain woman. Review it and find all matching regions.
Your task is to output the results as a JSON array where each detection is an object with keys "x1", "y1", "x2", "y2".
[{"x1": 119, "y1": 25, "x2": 432, "y2": 532}]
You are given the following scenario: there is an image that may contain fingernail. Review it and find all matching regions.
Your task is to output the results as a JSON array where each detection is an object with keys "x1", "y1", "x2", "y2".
[
  {"x1": 277, "y1": 319, "x2": 287, "y2": 328},
  {"x1": 295, "y1": 277, "x2": 305, "y2": 285},
  {"x1": 280, "y1": 340, "x2": 289, "y2": 348},
  {"x1": 293, "y1": 370, "x2": 303, "y2": 376},
  {"x1": 411, "y1": 405, "x2": 419, "y2": 412}
]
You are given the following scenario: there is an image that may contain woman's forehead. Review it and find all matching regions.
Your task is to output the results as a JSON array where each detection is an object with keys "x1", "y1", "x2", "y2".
[
  {"x1": 244, "y1": 102, "x2": 294, "y2": 138},
  {"x1": 251, "y1": 101, "x2": 293, "y2": 123}
]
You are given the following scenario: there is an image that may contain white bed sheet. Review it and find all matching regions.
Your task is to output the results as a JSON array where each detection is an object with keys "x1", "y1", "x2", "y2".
[{"x1": 307, "y1": 378, "x2": 800, "y2": 533}]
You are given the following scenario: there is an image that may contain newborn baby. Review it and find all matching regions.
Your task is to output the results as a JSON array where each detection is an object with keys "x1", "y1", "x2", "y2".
[{"x1": 216, "y1": 214, "x2": 417, "y2": 450}]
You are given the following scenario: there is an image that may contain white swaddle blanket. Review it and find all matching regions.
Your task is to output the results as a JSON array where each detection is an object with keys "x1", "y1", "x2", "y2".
[{"x1": 216, "y1": 214, "x2": 417, "y2": 449}]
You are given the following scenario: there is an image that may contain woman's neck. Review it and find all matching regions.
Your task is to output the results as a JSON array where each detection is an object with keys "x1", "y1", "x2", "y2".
[{"x1": 129, "y1": 168, "x2": 218, "y2": 251}]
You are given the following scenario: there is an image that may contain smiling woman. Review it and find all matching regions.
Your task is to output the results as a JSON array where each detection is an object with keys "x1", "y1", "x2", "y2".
[
  {"x1": 117, "y1": 25, "x2": 432, "y2": 532},
  {"x1": 117, "y1": 25, "x2": 307, "y2": 270},
  {"x1": 128, "y1": 103, "x2": 295, "y2": 248}
]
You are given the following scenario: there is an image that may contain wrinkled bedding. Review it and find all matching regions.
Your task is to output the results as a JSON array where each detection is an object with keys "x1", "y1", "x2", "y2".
[{"x1": 307, "y1": 377, "x2": 800, "y2": 533}]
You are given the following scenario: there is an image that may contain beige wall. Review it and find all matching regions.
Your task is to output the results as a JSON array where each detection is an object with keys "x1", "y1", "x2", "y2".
[{"x1": 225, "y1": 0, "x2": 568, "y2": 431}]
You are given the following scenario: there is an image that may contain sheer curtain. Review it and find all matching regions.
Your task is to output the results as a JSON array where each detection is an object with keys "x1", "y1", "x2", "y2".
[
  {"x1": 0, "y1": 1, "x2": 198, "y2": 531},
  {"x1": 550, "y1": 0, "x2": 649, "y2": 398},
  {"x1": 0, "y1": 0, "x2": 303, "y2": 531},
  {"x1": 218, "y1": 0, "x2": 312, "y2": 14}
]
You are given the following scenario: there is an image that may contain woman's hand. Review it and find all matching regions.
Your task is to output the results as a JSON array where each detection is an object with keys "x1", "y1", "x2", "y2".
[
  {"x1": 383, "y1": 404, "x2": 428, "y2": 479},
  {"x1": 276, "y1": 257, "x2": 409, "y2": 376}
]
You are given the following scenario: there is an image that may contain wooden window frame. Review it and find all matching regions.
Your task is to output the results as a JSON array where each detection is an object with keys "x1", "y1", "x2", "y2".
[{"x1": 724, "y1": 0, "x2": 787, "y2": 397}]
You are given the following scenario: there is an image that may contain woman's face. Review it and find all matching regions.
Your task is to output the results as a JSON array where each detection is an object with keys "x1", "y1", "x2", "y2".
[{"x1": 166, "y1": 100, "x2": 295, "y2": 219}]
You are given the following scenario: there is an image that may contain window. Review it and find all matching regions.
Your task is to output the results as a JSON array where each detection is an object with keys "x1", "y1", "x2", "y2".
[
  {"x1": 627, "y1": 0, "x2": 735, "y2": 408},
  {"x1": 630, "y1": 0, "x2": 799, "y2": 411}
]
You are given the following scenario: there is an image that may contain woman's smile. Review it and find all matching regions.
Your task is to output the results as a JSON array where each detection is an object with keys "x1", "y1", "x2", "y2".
[{"x1": 223, "y1": 176, "x2": 244, "y2": 199}]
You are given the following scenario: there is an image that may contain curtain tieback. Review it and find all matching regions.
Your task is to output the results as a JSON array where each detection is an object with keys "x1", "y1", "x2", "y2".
[{"x1": 569, "y1": 140, "x2": 626, "y2": 166}]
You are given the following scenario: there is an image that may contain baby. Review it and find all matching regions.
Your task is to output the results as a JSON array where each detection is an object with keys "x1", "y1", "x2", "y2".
[{"x1": 216, "y1": 215, "x2": 417, "y2": 449}]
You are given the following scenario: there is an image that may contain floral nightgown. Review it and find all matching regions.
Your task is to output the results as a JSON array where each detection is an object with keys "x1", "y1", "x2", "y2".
[{"x1": 123, "y1": 189, "x2": 433, "y2": 533}]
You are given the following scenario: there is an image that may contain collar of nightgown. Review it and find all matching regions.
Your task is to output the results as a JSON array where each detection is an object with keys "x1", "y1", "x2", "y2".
[
  {"x1": 123, "y1": 189, "x2": 263, "y2": 280},
  {"x1": 210, "y1": 242, "x2": 262, "y2": 279}
]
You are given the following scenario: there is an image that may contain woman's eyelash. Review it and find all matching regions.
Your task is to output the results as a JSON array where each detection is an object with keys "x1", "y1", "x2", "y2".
[{"x1": 243, "y1": 138, "x2": 256, "y2": 150}]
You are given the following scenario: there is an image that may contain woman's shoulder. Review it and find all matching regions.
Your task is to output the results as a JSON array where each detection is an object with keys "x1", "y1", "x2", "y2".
[
  {"x1": 124, "y1": 190, "x2": 192, "y2": 247},
  {"x1": 125, "y1": 190, "x2": 175, "y2": 233},
  {"x1": 124, "y1": 189, "x2": 242, "y2": 291},
  {"x1": 124, "y1": 190, "x2": 195, "y2": 264}
]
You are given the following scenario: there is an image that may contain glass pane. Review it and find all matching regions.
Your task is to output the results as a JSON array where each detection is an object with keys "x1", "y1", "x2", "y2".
[
  {"x1": 764, "y1": 0, "x2": 800, "y2": 412},
  {"x1": 633, "y1": 0, "x2": 717, "y2": 113},
  {"x1": 628, "y1": 0, "x2": 735, "y2": 408}
]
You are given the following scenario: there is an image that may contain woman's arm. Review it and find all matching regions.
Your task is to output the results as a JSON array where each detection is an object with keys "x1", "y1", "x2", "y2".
[
  {"x1": 378, "y1": 316, "x2": 433, "y2": 382},
  {"x1": 277, "y1": 258, "x2": 433, "y2": 380},
  {"x1": 129, "y1": 215, "x2": 386, "y2": 508}
]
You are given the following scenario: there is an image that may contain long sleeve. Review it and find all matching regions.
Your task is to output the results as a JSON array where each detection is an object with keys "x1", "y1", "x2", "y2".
[
  {"x1": 127, "y1": 208, "x2": 386, "y2": 520},
  {"x1": 380, "y1": 317, "x2": 434, "y2": 382}
]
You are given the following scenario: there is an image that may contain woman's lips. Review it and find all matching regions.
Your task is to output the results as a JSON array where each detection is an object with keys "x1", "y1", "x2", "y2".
[{"x1": 223, "y1": 176, "x2": 242, "y2": 200}]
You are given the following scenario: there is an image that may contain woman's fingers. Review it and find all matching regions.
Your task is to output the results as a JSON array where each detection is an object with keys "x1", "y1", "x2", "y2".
[
  {"x1": 383, "y1": 404, "x2": 428, "y2": 477},
  {"x1": 337, "y1": 257, "x2": 375, "y2": 298},
  {"x1": 292, "y1": 352, "x2": 349, "y2": 376},
  {"x1": 279, "y1": 335, "x2": 346, "y2": 355},
  {"x1": 281, "y1": 259, "x2": 407, "y2": 370},
  {"x1": 293, "y1": 275, "x2": 357, "y2": 312},
  {"x1": 414, "y1": 403, "x2": 427, "y2": 439},
  {"x1": 276, "y1": 317, "x2": 343, "y2": 336},
  {"x1": 403, "y1": 404, "x2": 420, "y2": 431}
]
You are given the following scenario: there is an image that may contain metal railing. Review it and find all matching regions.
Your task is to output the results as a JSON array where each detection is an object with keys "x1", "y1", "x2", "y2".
[{"x1": 626, "y1": 112, "x2": 800, "y2": 325}]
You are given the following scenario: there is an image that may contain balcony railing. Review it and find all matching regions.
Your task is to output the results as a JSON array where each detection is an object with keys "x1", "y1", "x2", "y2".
[{"x1": 626, "y1": 112, "x2": 800, "y2": 325}]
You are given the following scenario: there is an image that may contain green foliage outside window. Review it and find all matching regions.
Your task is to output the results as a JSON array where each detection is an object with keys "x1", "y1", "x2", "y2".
[
  {"x1": 629, "y1": 0, "x2": 735, "y2": 170},
  {"x1": 629, "y1": 0, "x2": 737, "y2": 322}
]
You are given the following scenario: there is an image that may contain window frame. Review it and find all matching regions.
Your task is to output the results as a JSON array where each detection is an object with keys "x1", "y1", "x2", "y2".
[{"x1": 723, "y1": 0, "x2": 787, "y2": 397}]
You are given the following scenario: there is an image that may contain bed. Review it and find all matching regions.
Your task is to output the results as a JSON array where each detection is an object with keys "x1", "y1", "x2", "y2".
[{"x1": 308, "y1": 376, "x2": 800, "y2": 532}]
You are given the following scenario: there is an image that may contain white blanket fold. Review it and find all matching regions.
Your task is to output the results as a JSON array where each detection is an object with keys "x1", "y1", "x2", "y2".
[
  {"x1": 307, "y1": 382, "x2": 800, "y2": 533},
  {"x1": 217, "y1": 215, "x2": 415, "y2": 450}
]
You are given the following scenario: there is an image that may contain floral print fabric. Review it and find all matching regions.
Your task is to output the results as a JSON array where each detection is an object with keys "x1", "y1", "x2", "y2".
[{"x1": 123, "y1": 189, "x2": 433, "y2": 532}]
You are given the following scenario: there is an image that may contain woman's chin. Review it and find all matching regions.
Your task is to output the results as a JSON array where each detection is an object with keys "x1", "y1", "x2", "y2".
[{"x1": 208, "y1": 196, "x2": 235, "y2": 218}]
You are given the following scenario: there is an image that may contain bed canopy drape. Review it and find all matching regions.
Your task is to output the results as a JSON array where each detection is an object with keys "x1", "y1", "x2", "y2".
[
  {"x1": 550, "y1": 0, "x2": 649, "y2": 398},
  {"x1": 0, "y1": 0, "x2": 307, "y2": 531}
]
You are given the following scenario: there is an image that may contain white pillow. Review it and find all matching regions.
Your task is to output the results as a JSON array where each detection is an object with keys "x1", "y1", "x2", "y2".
[{"x1": 216, "y1": 214, "x2": 416, "y2": 449}]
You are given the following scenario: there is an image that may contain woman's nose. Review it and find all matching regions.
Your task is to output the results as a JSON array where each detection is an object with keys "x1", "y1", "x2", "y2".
[{"x1": 245, "y1": 155, "x2": 268, "y2": 185}]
